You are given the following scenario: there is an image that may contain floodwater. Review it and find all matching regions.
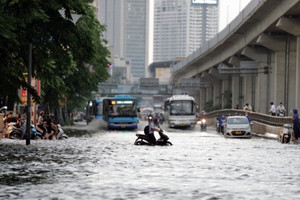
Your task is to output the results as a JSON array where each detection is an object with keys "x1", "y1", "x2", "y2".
[{"x1": 1, "y1": 120, "x2": 300, "y2": 200}]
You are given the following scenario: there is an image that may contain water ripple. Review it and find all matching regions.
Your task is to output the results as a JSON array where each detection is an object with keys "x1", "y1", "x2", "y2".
[{"x1": 1, "y1": 125, "x2": 300, "y2": 199}]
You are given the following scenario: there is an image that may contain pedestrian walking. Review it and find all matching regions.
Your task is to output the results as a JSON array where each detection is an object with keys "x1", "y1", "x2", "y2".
[
  {"x1": 269, "y1": 102, "x2": 276, "y2": 116},
  {"x1": 292, "y1": 109, "x2": 300, "y2": 140}
]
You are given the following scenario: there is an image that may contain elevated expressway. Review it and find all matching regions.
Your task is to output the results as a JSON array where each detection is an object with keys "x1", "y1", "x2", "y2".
[{"x1": 171, "y1": 0, "x2": 300, "y2": 114}]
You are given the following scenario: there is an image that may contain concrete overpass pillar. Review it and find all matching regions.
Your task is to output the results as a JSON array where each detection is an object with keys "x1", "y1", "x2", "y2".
[
  {"x1": 199, "y1": 87, "x2": 206, "y2": 111},
  {"x1": 206, "y1": 85, "x2": 213, "y2": 103},
  {"x1": 208, "y1": 67, "x2": 228, "y2": 108},
  {"x1": 256, "y1": 33, "x2": 289, "y2": 113},
  {"x1": 242, "y1": 75, "x2": 253, "y2": 107},
  {"x1": 201, "y1": 71, "x2": 221, "y2": 107},
  {"x1": 273, "y1": 51, "x2": 285, "y2": 105},
  {"x1": 241, "y1": 46, "x2": 271, "y2": 112},
  {"x1": 255, "y1": 65, "x2": 268, "y2": 113},
  {"x1": 221, "y1": 78, "x2": 230, "y2": 108},
  {"x1": 276, "y1": 17, "x2": 300, "y2": 113},
  {"x1": 213, "y1": 81, "x2": 221, "y2": 107},
  {"x1": 289, "y1": 51, "x2": 296, "y2": 114},
  {"x1": 231, "y1": 75, "x2": 240, "y2": 109}
]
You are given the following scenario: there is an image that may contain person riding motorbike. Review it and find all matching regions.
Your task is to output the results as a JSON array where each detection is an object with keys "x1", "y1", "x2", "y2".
[
  {"x1": 147, "y1": 115, "x2": 161, "y2": 145},
  {"x1": 276, "y1": 102, "x2": 286, "y2": 116}
]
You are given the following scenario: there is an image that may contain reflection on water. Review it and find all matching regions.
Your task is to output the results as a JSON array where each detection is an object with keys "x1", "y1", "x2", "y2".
[{"x1": 1, "y1": 122, "x2": 300, "y2": 200}]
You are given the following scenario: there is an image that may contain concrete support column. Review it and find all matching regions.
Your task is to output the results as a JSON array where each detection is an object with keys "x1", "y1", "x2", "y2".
[
  {"x1": 213, "y1": 80, "x2": 221, "y2": 107},
  {"x1": 273, "y1": 52, "x2": 285, "y2": 106},
  {"x1": 242, "y1": 75, "x2": 253, "y2": 106},
  {"x1": 192, "y1": 90, "x2": 200, "y2": 111},
  {"x1": 206, "y1": 85, "x2": 213, "y2": 102},
  {"x1": 256, "y1": 63, "x2": 268, "y2": 113},
  {"x1": 296, "y1": 37, "x2": 300, "y2": 110},
  {"x1": 221, "y1": 78, "x2": 229, "y2": 108},
  {"x1": 199, "y1": 87, "x2": 206, "y2": 111},
  {"x1": 231, "y1": 75, "x2": 240, "y2": 108},
  {"x1": 289, "y1": 51, "x2": 296, "y2": 114}
]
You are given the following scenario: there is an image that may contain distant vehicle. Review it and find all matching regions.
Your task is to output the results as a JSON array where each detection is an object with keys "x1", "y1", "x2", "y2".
[
  {"x1": 223, "y1": 116, "x2": 252, "y2": 138},
  {"x1": 86, "y1": 99, "x2": 103, "y2": 124},
  {"x1": 197, "y1": 118, "x2": 207, "y2": 131},
  {"x1": 103, "y1": 95, "x2": 139, "y2": 130},
  {"x1": 164, "y1": 95, "x2": 197, "y2": 128},
  {"x1": 140, "y1": 107, "x2": 154, "y2": 120},
  {"x1": 153, "y1": 104, "x2": 163, "y2": 114}
]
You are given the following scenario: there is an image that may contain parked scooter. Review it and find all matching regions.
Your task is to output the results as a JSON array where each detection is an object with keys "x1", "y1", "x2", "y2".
[
  {"x1": 134, "y1": 125, "x2": 172, "y2": 146},
  {"x1": 30, "y1": 124, "x2": 43, "y2": 140},
  {"x1": 279, "y1": 124, "x2": 292, "y2": 143},
  {"x1": 7, "y1": 122, "x2": 23, "y2": 139},
  {"x1": 0, "y1": 106, "x2": 7, "y2": 114},
  {"x1": 277, "y1": 110, "x2": 285, "y2": 117},
  {"x1": 56, "y1": 124, "x2": 68, "y2": 139}
]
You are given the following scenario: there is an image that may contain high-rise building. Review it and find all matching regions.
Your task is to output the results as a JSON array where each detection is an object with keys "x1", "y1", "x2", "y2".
[
  {"x1": 95, "y1": 0, "x2": 150, "y2": 81},
  {"x1": 153, "y1": 0, "x2": 218, "y2": 62}
]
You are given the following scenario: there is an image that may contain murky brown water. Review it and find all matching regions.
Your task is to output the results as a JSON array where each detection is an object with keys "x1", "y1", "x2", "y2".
[{"x1": 1, "y1": 121, "x2": 300, "y2": 200}]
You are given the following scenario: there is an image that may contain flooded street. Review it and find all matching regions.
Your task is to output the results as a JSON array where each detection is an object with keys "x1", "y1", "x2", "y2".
[{"x1": 1, "y1": 121, "x2": 300, "y2": 200}]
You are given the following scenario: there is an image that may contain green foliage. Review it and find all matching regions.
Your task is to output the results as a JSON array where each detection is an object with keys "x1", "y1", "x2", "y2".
[{"x1": 0, "y1": 0, "x2": 110, "y2": 111}]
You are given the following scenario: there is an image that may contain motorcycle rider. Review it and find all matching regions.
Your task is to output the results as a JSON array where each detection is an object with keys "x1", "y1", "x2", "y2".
[
  {"x1": 276, "y1": 102, "x2": 286, "y2": 116},
  {"x1": 147, "y1": 115, "x2": 161, "y2": 145},
  {"x1": 153, "y1": 113, "x2": 160, "y2": 128},
  {"x1": 218, "y1": 115, "x2": 227, "y2": 133}
]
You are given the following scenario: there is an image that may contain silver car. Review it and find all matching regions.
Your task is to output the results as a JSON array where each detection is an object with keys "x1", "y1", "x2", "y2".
[{"x1": 223, "y1": 116, "x2": 252, "y2": 138}]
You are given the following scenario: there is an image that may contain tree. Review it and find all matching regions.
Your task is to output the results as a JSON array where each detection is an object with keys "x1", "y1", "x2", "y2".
[{"x1": 0, "y1": 0, "x2": 110, "y2": 113}]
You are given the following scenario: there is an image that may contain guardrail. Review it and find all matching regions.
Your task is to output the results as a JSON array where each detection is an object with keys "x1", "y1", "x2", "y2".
[{"x1": 204, "y1": 109, "x2": 293, "y2": 127}]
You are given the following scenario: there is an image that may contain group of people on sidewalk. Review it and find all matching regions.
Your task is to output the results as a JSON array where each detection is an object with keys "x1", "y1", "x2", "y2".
[
  {"x1": 235, "y1": 101, "x2": 300, "y2": 141},
  {"x1": 269, "y1": 102, "x2": 286, "y2": 116},
  {"x1": 2, "y1": 111, "x2": 59, "y2": 140}
]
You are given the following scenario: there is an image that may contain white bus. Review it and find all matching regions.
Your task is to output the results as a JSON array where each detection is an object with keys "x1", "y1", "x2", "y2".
[{"x1": 164, "y1": 95, "x2": 197, "y2": 128}]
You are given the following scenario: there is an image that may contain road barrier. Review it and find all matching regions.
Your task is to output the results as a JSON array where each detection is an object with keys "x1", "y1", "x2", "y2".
[{"x1": 205, "y1": 109, "x2": 293, "y2": 127}]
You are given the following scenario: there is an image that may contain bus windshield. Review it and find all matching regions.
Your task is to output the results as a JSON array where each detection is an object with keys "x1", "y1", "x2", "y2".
[
  {"x1": 109, "y1": 100, "x2": 137, "y2": 117},
  {"x1": 170, "y1": 100, "x2": 194, "y2": 115}
]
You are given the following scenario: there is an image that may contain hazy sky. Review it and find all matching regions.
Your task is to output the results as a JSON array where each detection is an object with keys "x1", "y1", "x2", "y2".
[{"x1": 219, "y1": 0, "x2": 252, "y2": 31}]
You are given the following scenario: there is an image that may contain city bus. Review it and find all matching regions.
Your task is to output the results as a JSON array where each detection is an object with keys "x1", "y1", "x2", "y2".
[
  {"x1": 86, "y1": 99, "x2": 103, "y2": 124},
  {"x1": 164, "y1": 95, "x2": 197, "y2": 128},
  {"x1": 103, "y1": 95, "x2": 139, "y2": 130}
]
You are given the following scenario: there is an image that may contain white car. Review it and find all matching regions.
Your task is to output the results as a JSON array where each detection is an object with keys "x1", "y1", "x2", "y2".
[{"x1": 223, "y1": 116, "x2": 252, "y2": 138}]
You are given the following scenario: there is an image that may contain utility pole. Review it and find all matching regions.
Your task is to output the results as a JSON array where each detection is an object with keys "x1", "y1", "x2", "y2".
[{"x1": 26, "y1": 43, "x2": 32, "y2": 145}]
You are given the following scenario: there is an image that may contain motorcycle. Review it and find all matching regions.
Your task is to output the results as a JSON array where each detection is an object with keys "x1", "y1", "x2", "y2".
[
  {"x1": 279, "y1": 124, "x2": 291, "y2": 143},
  {"x1": 134, "y1": 125, "x2": 172, "y2": 146},
  {"x1": 7, "y1": 122, "x2": 23, "y2": 139},
  {"x1": 0, "y1": 106, "x2": 7, "y2": 114},
  {"x1": 197, "y1": 119, "x2": 207, "y2": 131},
  {"x1": 30, "y1": 124, "x2": 43, "y2": 140},
  {"x1": 277, "y1": 110, "x2": 285, "y2": 117},
  {"x1": 56, "y1": 124, "x2": 68, "y2": 139}
]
